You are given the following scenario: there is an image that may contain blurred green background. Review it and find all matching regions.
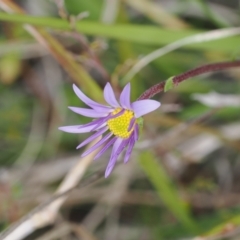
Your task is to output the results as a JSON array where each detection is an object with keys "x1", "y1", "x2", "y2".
[{"x1": 0, "y1": 0, "x2": 240, "y2": 239}]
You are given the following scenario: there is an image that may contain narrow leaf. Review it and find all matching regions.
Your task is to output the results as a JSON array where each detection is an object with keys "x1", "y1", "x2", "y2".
[
  {"x1": 0, "y1": 13, "x2": 239, "y2": 52},
  {"x1": 139, "y1": 151, "x2": 198, "y2": 232},
  {"x1": 164, "y1": 76, "x2": 174, "y2": 92}
]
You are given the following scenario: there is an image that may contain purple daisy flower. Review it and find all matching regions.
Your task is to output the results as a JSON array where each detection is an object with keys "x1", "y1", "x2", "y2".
[{"x1": 59, "y1": 83, "x2": 160, "y2": 177}]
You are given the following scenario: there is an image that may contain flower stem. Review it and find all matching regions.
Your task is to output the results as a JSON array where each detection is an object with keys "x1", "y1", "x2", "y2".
[{"x1": 138, "y1": 60, "x2": 240, "y2": 100}]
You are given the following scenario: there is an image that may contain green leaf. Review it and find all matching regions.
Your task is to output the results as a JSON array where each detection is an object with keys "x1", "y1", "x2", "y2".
[
  {"x1": 202, "y1": 214, "x2": 240, "y2": 237},
  {"x1": 64, "y1": 0, "x2": 103, "y2": 20},
  {"x1": 0, "y1": 13, "x2": 239, "y2": 53},
  {"x1": 164, "y1": 76, "x2": 174, "y2": 92},
  {"x1": 139, "y1": 151, "x2": 198, "y2": 233}
]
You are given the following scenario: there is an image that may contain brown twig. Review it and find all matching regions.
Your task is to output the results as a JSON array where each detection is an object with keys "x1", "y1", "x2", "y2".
[{"x1": 138, "y1": 60, "x2": 240, "y2": 100}]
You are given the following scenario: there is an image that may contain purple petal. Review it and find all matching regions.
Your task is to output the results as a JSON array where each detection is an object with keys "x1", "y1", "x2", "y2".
[
  {"x1": 104, "y1": 138, "x2": 128, "y2": 178},
  {"x1": 76, "y1": 126, "x2": 108, "y2": 149},
  {"x1": 77, "y1": 116, "x2": 109, "y2": 130},
  {"x1": 104, "y1": 83, "x2": 120, "y2": 107},
  {"x1": 91, "y1": 117, "x2": 110, "y2": 131},
  {"x1": 59, "y1": 125, "x2": 95, "y2": 133},
  {"x1": 117, "y1": 139, "x2": 129, "y2": 155},
  {"x1": 134, "y1": 124, "x2": 139, "y2": 141},
  {"x1": 110, "y1": 137, "x2": 123, "y2": 158},
  {"x1": 109, "y1": 108, "x2": 125, "y2": 119},
  {"x1": 91, "y1": 105, "x2": 112, "y2": 113},
  {"x1": 90, "y1": 108, "x2": 124, "y2": 131},
  {"x1": 120, "y1": 83, "x2": 132, "y2": 109},
  {"x1": 124, "y1": 135, "x2": 135, "y2": 163},
  {"x1": 105, "y1": 138, "x2": 123, "y2": 178},
  {"x1": 94, "y1": 137, "x2": 117, "y2": 160},
  {"x1": 69, "y1": 107, "x2": 108, "y2": 118},
  {"x1": 128, "y1": 117, "x2": 135, "y2": 132},
  {"x1": 73, "y1": 84, "x2": 110, "y2": 112},
  {"x1": 81, "y1": 132, "x2": 113, "y2": 157},
  {"x1": 132, "y1": 100, "x2": 160, "y2": 118}
]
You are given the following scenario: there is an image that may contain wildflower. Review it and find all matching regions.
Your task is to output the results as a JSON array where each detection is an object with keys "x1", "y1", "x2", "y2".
[{"x1": 59, "y1": 83, "x2": 160, "y2": 177}]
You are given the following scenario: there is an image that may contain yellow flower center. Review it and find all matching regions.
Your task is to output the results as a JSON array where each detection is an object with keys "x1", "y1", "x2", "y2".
[{"x1": 107, "y1": 108, "x2": 135, "y2": 139}]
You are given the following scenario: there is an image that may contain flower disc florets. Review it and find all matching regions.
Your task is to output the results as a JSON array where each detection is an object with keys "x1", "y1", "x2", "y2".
[
  {"x1": 59, "y1": 82, "x2": 160, "y2": 177},
  {"x1": 107, "y1": 108, "x2": 134, "y2": 139}
]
